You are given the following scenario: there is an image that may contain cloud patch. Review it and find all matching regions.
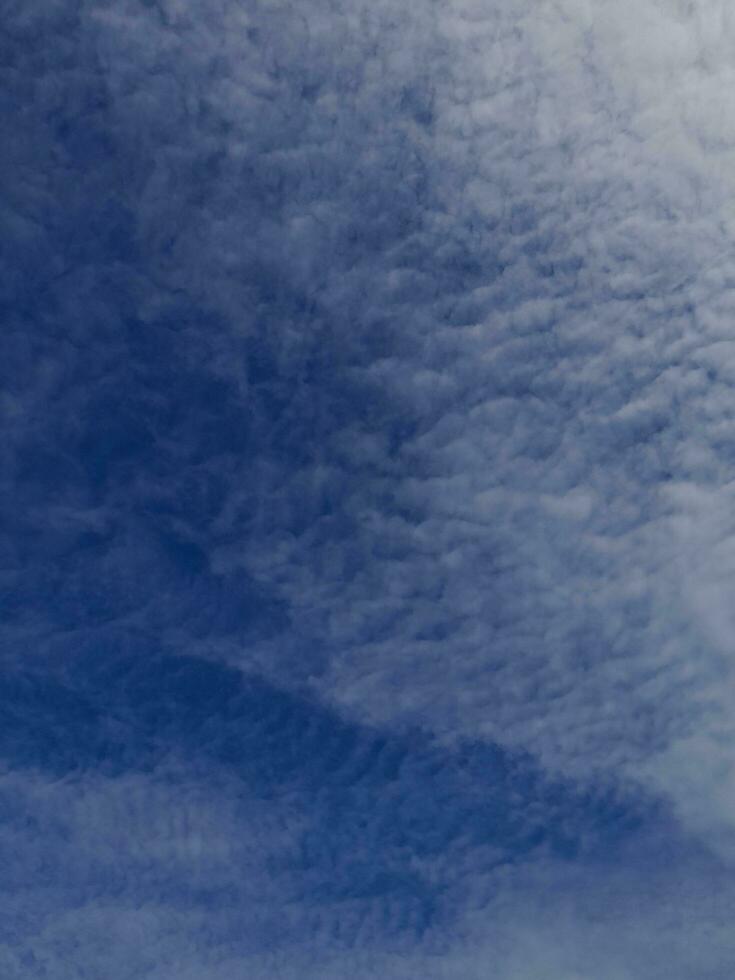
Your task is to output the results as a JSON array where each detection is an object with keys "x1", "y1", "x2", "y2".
[{"x1": 4, "y1": 0, "x2": 735, "y2": 975}]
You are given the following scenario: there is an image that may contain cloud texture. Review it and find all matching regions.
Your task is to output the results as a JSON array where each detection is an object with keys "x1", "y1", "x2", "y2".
[{"x1": 4, "y1": 0, "x2": 735, "y2": 976}]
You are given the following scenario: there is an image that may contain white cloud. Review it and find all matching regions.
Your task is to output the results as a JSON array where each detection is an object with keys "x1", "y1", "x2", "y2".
[{"x1": 6, "y1": 0, "x2": 735, "y2": 974}]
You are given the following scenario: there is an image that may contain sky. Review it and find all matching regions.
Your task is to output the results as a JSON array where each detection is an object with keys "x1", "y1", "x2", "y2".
[{"x1": 3, "y1": 0, "x2": 735, "y2": 976}]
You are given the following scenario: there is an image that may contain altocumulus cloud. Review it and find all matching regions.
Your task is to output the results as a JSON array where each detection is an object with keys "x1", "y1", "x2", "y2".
[{"x1": 3, "y1": 0, "x2": 735, "y2": 976}]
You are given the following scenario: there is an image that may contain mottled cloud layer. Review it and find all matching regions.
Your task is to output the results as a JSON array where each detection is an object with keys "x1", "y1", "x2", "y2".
[{"x1": 4, "y1": 0, "x2": 735, "y2": 976}]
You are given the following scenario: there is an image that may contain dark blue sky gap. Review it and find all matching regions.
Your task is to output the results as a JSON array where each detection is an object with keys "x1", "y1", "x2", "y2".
[{"x1": 0, "y1": 650, "x2": 657, "y2": 947}]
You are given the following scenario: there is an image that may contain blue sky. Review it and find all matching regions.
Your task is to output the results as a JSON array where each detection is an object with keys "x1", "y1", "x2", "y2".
[{"x1": 4, "y1": 0, "x2": 735, "y2": 976}]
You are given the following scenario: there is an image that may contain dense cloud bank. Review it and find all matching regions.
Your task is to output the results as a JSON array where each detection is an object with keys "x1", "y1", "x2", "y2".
[{"x1": 4, "y1": 0, "x2": 735, "y2": 976}]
